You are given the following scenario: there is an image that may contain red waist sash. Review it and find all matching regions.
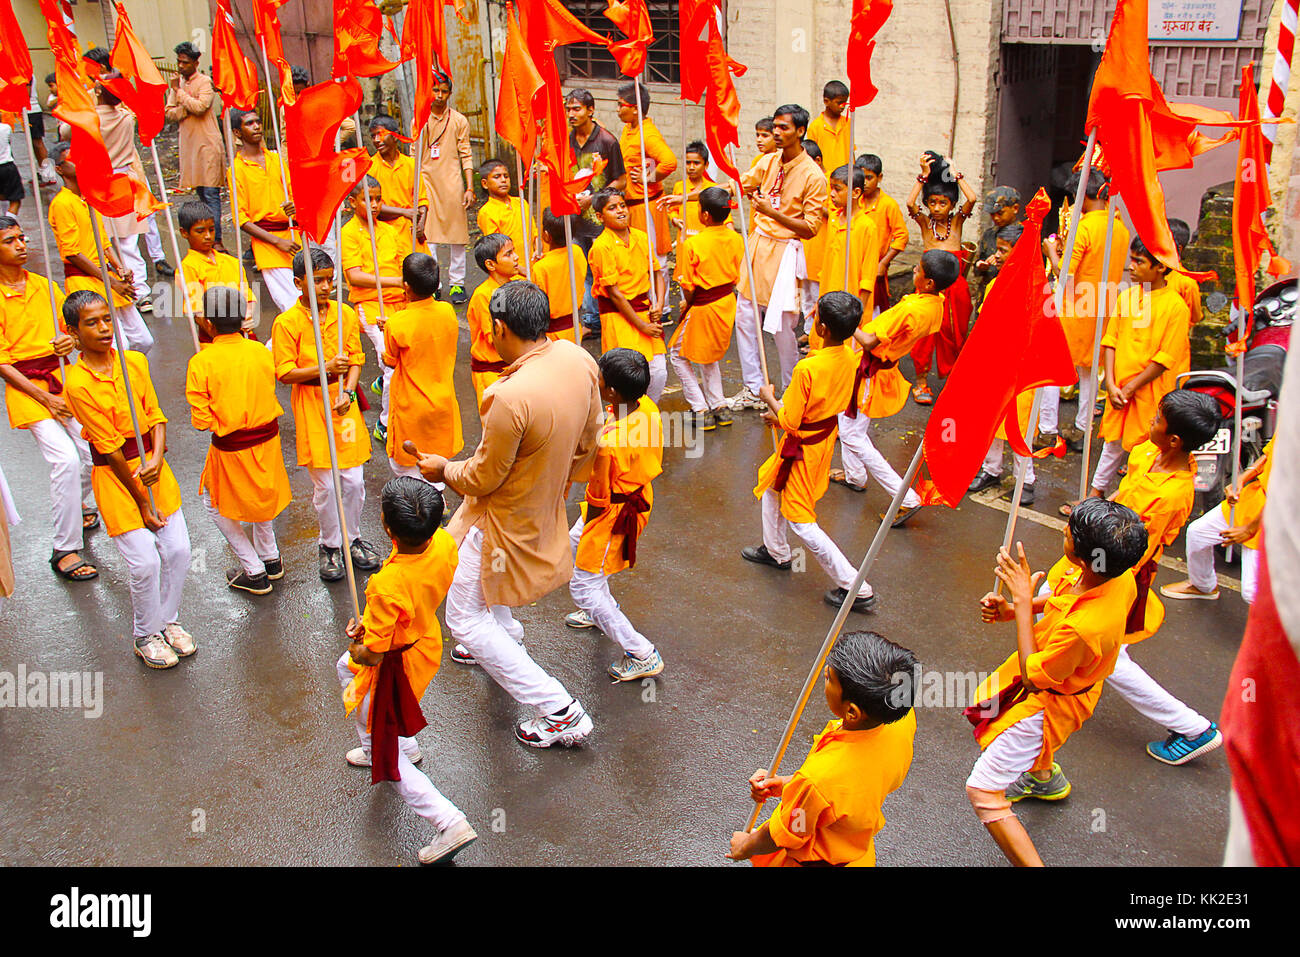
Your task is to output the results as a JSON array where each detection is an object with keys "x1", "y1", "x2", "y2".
[
  {"x1": 62, "y1": 260, "x2": 97, "y2": 280},
  {"x1": 12, "y1": 354, "x2": 63, "y2": 396},
  {"x1": 597, "y1": 292, "x2": 652, "y2": 316},
  {"x1": 772, "y1": 414, "x2": 840, "y2": 491},
  {"x1": 89, "y1": 432, "x2": 156, "y2": 468},
  {"x1": 845, "y1": 352, "x2": 898, "y2": 419},
  {"x1": 682, "y1": 282, "x2": 735, "y2": 320},
  {"x1": 368, "y1": 642, "x2": 427, "y2": 785},
  {"x1": 585, "y1": 486, "x2": 651, "y2": 568},
  {"x1": 547, "y1": 313, "x2": 576, "y2": 334},
  {"x1": 962, "y1": 674, "x2": 1097, "y2": 740},
  {"x1": 252, "y1": 217, "x2": 296, "y2": 233},
  {"x1": 211, "y1": 418, "x2": 279, "y2": 453},
  {"x1": 470, "y1": 357, "x2": 507, "y2": 374}
]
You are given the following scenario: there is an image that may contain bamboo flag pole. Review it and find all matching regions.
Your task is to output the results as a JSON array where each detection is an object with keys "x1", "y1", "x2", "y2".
[
  {"x1": 633, "y1": 77, "x2": 658, "y2": 309},
  {"x1": 844, "y1": 106, "x2": 854, "y2": 291},
  {"x1": 147, "y1": 142, "x2": 201, "y2": 353},
  {"x1": 1052, "y1": 128, "x2": 1097, "y2": 316},
  {"x1": 745, "y1": 441, "x2": 926, "y2": 832},
  {"x1": 676, "y1": 99, "x2": 687, "y2": 317},
  {"x1": 562, "y1": 213, "x2": 583, "y2": 346},
  {"x1": 515, "y1": 153, "x2": 532, "y2": 280},
  {"x1": 411, "y1": 128, "x2": 425, "y2": 251},
  {"x1": 332, "y1": 133, "x2": 346, "y2": 408},
  {"x1": 258, "y1": 37, "x2": 294, "y2": 209},
  {"x1": 993, "y1": 390, "x2": 1043, "y2": 596},
  {"x1": 1226, "y1": 324, "x2": 1247, "y2": 562},
  {"x1": 355, "y1": 113, "x2": 391, "y2": 338},
  {"x1": 1077, "y1": 193, "x2": 1118, "y2": 501},
  {"x1": 89, "y1": 210, "x2": 155, "y2": 512},
  {"x1": 19, "y1": 112, "x2": 66, "y2": 377},
  {"x1": 222, "y1": 108, "x2": 246, "y2": 284}
]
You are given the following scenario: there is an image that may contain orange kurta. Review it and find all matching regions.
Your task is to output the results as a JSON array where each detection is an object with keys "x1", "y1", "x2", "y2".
[
  {"x1": 272, "y1": 300, "x2": 371, "y2": 470},
  {"x1": 531, "y1": 246, "x2": 588, "y2": 342},
  {"x1": 467, "y1": 274, "x2": 517, "y2": 405},
  {"x1": 1222, "y1": 437, "x2": 1273, "y2": 550},
  {"x1": 186, "y1": 333, "x2": 290, "y2": 523},
  {"x1": 620, "y1": 117, "x2": 677, "y2": 257},
  {"x1": 63, "y1": 350, "x2": 183, "y2": 536},
  {"x1": 341, "y1": 215, "x2": 405, "y2": 311},
  {"x1": 233, "y1": 149, "x2": 297, "y2": 271},
  {"x1": 180, "y1": 249, "x2": 254, "y2": 321},
  {"x1": 1060, "y1": 208, "x2": 1130, "y2": 367},
  {"x1": 820, "y1": 207, "x2": 881, "y2": 306},
  {"x1": 48, "y1": 187, "x2": 130, "y2": 307},
  {"x1": 973, "y1": 567, "x2": 1137, "y2": 772},
  {"x1": 669, "y1": 175, "x2": 716, "y2": 239},
  {"x1": 589, "y1": 226, "x2": 664, "y2": 360},
  {"x1": 370, "y1": 150, "x2": 432, "y2": 257},
  {"x1": 806, "y1": 113, "x2": 853, "y2": 181},
  {"x1": 754, "y1": 343, "x2": 858, "y2": 523},
  {"x1": 738, "y1": 150, "x2": 829, "y2": 305},
  {"x1": 0, "y1": 272, "x2": 68, "y2": 429},
  {"x1": 754, "y1": 713, "x2": 916, "y2": 867},
  {"x1": 1166, "y1": 269, "x2": 1204, "y2": 326},
  {"x1": 861, "y1": 191, "x2": 909, "y2": 256},
  {"x1": 801, "y1": 198, "x2": 830, "y2": 285},
  {"x1": 576, "y1": 395, "x2": 663, "y2": 576},
  {"x1": 383, "y1": 298, "x2": 463, "y2": 465},
  {"x1": 477, "y1": 195, "x2": 535, "y2": 265},
  {"x1": 343, "y1": 529, "x2": 460, "y2": 729},
  {"x1": 672, "y1": 224, "x2": 743, "y2": 364},
  {"x1": 857, "y1": 292, "x2": 943, "y2": 418},
  {"x1": 1101, "y1": 284, "x2": 1190, "y2": 450}
]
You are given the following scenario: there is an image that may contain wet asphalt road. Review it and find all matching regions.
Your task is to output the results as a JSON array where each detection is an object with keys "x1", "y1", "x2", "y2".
[{"x1": 0, "y1": 174, "x2": 1249, "y2": 867}]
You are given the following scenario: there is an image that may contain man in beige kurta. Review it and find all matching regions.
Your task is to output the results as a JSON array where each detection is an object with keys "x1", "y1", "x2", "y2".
[
  {"x1": 414, "y1": 282, "x2": 602, "y2": 747},
  {"x1": 418, "y1": 74, "x2": 475, "y2": 303},
  {"x1": 165, "y1": 42, "x2": 226, "y2": 245},
  {"x1": 730, "y1": 105, "x2": 828, "y2": 405}
]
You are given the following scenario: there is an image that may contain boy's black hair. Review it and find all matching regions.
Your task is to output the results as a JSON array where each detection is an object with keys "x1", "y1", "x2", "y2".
[
  {"x1": 62, "y1": 289, "x2": 107, "y2": 328},
  {"x1": 402, "y1": 252, "x2": 440, "y2": 300},
  {"x1": 996, "y1": 222, "x2": 1024, "y2": 245},
  {"x1": 1161, "y1": 389, "x2": 1220, "y2": 451},
  {"x1": 697, "y1": 186, "x2": 731, "y2": 224},
  {"x1": 369, "y1": 114, "x2": 400, "y2": 134},
  {"x1": 802, "y1": 139, "x2": 823, "y2": 163},
  {"x1": 228, "y1": 109, "x2": 256, "y2": 133},
  {"x1": 830, "y1": 163, "x2": 865, "y2": 191},
  {"x1": 565, "y1": 88, "x2": 596, "y2": 110},
  {"x1": 431, "y1": 68, "x2": 452, "y2": 92},
  {"x1": 83, "y1": 47, "x2": 111, "y2": 69},
  {"x1": 541, "y1": 208, "x2": 575, "y2": 245},
  {"x1": 616, "y1": 82, "x2": 650, "y2": 114},
  {"x1": 855, "y1": 153, "x2": 883, "y2": 175},
  {"x1": 474, "y1": 232, "x2": 512, "y2": 272},
  {"x1": 1168, "y1": 218, "x2": 1191, "y2": 249},
  {"x1": 817, "y1": 290, "x2": 862, "y2": 342},
  {"x1": 478, "y1": 157, "x2": 508, "y2": 180},
  {"x1": 349, "y1": 174, "x2": 382, "y2": 198},
  {"x1": 920, "y1": 250, "x2": 960, "y2": 291},
  {"x1": 488, "y1": 280, "x2": 549, "y2": 341},
  {"x1": 685, "y1": 139, "x2": 708, "y2": 161},
  {"x1": 45, "y1": 72, "x2": 56, "y2": 86},
  {"x1": 1128, "y1": 235, "x2": 1167, "y2": 271},
  {"x1": 291, "y1": 65, "x2": 310, "y2": 87},
  {"x1": 1065, "y1": 168, "x2": 1109, "y2": 201},
  {"x1": 754, "y1": 116, "x2": 774, "y2": 132},
  {"x1": 382, "y1": 477, "x2": 443, "y2": 547},
  {"x1": 0, "y1": 214, "x2": 18, "y2": 231},
  {"x1": 823, "y1": 80, "x2": 850, "y2": 101},
  {"x1": 597, "y1": 347, "x2": 650, "y2": 403},
  {"x1": 203, "y1": 285, "x2": 246, "y2": 334},
  {"x1": 772, "y1": 103, "x2": 810, "y2": 135},
  {"x1": 1069, "y1": 497, "x2": 1148, "y2": 579},
  {"x1": 292, "y1": 245, "x2": 334, "y2": 278},
  {"x1": 826, "y1": 630, "x2": 920, "y2": 724},
  {"x1": 174, "y1": 41, "x2": 201, "y2": 61},
  {"x1": 177, "y1": 200, "x2": 215, "y2": 232},
  {"x1": 922, "y1": 151, "x2": 958, "y2": 204},
  {"x1": 591, "y1": 188, "x2": 623, "y2": 215}
]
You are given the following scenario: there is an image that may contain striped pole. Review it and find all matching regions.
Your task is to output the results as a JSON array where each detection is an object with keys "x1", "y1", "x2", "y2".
[{"x1": 1263, "y1": 0, "x2": 1299, "y2": 163}]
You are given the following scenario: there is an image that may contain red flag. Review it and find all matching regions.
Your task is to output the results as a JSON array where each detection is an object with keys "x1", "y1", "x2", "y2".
[
  {"x1": 400, "y1": 0, "x2": 452, "y2": 138},
  {"x1": 251, "y1": 0, "x2": 295, "y2": 104},
  {"x1": 921, "y1": 190, "x2": 1076, "y2": 505},
  {"x1": 1232, "y1": 64, "x2": 1291, "y2": 320},
  {"x1": 496, "y1": 4, "x2": 544, "y2": 166},
  {"x1": 702, "y1": 18, "x2": 745, "y2": 183},
  {"x1": 846, "y1": 0, "x2": 893, "y2": 108},
  {"x1": 334, "y1": 0, "x2": 400, "y2": 78},
  {"x1": 678, "y1": 0, "x2": 714, "y2": 103},
  {"x1": 604, "y1": 0, "x2": 653, "y2": 78},
  {"x1": 213, "y1": 0, "x2": 260, "y2": 111},
  {"x1": 100, "y1": 3, "x2": 166, "y2": 146},
  {"x1": 284, "y1": 76, "x2": 372, "y2": 245},
  {"x1": 0, "y1": 0, "x2": 32, "y2": 113}
]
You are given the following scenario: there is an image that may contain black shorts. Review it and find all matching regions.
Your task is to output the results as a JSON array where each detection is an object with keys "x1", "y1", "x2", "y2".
[
  {"x1": 27, "y1": 111, "x2": 45, "y2": 142},
  {"x1": 0, "y1": 162, "x2": 23, "y2": 203}
]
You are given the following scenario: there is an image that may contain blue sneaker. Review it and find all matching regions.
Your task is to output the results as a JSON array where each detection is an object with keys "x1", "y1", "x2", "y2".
[
  {"x1": 369, "y1": 377, "x2": 383, "y2": 397},
  {"x1": 1146, "y1": 723, "x2": 1223, "y2": 766},
  {"x1": 372, "y1": 421, "x2": 387, "y2": 443}
]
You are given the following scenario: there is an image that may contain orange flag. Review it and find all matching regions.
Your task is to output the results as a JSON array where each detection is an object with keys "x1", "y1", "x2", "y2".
[
  {"x1": 334, "y1": 0, "x2": 400, "y2": 78},
  {"x1": 101, "y1": 3, "x2": 166, "y2": 146},
  {"x1": 252, "y1": 0, "x2": 294, "y2": 105},
  {"x1": 284, "y1": 76, "x2": 372, "y2": 244},
  {"x1": 678, "y1": 0, "x2": 714, "y2": 103},
  {"x1": 1232, "y1": 64, "x2": 1291, "y2": 320},
  {"x1": 400, "y1": 0, "x2": 452, "y2": 138},
  {"x1": 0, "y1": 0, "x2": 32, "y2": 113},
  {"x1": 702, "y1": 18, "x2": 745, "y2": 183},
  {"x1": 213, "y1": 0, "x2": 260, "y2": 111},
  {"x1": 846, "y1": 0, "x2": 893, "y2": 108},
  {"x1": 496, "y1": 4, "x2": 544, "y2": 166},
  {"x1": 605, "y1": 0, "x2": 653, "y2": 78}
]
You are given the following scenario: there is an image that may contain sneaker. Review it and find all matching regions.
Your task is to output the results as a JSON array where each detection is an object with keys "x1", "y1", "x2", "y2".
[
  {"x1": 345, "y1": 745, "x2": 422, "y2": 767},
  {"x1": 450, "y1": 643, "x2": 477, "y2": 665},
  {"x1": 1007, "y1": 763, "x2": 1071, "y2": 802},
  {"x1": 227, "y1": 568, "x2": 272, "y2": 595},
  {"x1": 967, "y1": 469, "x2": 1002, "y2": 494},
  {"x1": 372, "y1": 421, "x2": 388, "y2": 444},
  {"x1": 369, "y1": 377, "x2": 383, "y2": 397},
  {"x1": 824, "y1": 586, "x2": 876, "y2": 614},
  {"x1": 711, "y1": 405, "x2": 733, "y2": 427},
  {"x1": 350, "y1": 538, "x2": 383, "y2": 571},
  {"x1": 514, "y1": 699, "x2": 594, "y2": 748},
  {"x1": 727, "y1": 386, "x2": 766, "y2": 411},
  {"x1": 698, "y1": 411, "x2": 717, "y2": 432},
  {"x1": 263, "y1": 556, "x2": 284, "y2": 580},
  {"x1": 136, "y1": 295, "x2": 153, "y2": 314},
  {"x1": 1159, "y1": 580, "x2": 1220, "y2": 601},
  {"x1": 1146, "y1": 723, "x2": 1223, "y2": 766},
  {"x1": 565, "y1": 609, "x2": 597, "y2": 629},
  {"x1": 1002, "y1": 482, "x2": 1035, "y2": 506},
  {"x1": 319, "y1": 544, "x2": 345, "y2": 582},
  {"x1": 162, "y1": 622, "x2": 196, "y2": 657},
  {"x1": 134, "y1": 633, "x2": 179, "y2": 669},
  {"x1": 1032, "y1": 430, "x2": 1060, "y2": 452},
  {"x1": 741, "y1": 544, "x2": 791, "y2": 570},
  {"x1": 1060, "y1": 423, "x2": 1086, "y2": 452},
  {"x1": 418, "y1": 818, "x2": 477, "y2": 865},
  {"x1": 608, "y1": 649, "x2": 664, "y2": 681},
  {"x1": 912, "y1": 382, "x2": 933, "y2": 405},
  {"x1": 153, "y1": 259, "x2": 175, "y2": 279},
  {"x1": 38, "y1": 157, "x2": 58, "y2": 185},
  {"x1": 449, "y1": 285, "x2": 469, "y2": 305}
]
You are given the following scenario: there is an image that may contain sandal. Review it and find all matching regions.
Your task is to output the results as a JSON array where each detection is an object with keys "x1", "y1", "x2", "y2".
[
  {"x1": 1058, "y1": 501, "x2": 1076, "y2": 518},
  {"x1": 82, "y1": 508, "x2": 101, "y2": 532},
  {"x1": 50, "y1": 549, "x2": 99, "y2": 582},
  {"x1": 829, "y1": 469, "x2": 867, "y2": 492}
]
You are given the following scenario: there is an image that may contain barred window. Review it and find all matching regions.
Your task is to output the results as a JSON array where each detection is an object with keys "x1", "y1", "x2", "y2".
[{"x1": 560, "y1": 0, "x2": 681, "y2": 86}]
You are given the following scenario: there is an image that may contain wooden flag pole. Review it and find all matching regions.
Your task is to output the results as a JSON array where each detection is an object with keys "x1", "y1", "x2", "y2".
[
  {"x1": 18, "y1": 112, "x2": 66, "y2": 377},
  {"x1": 222, "y1": 108, "x2": 246, "y2": 283},
  {"x1": 844, "y1": 106, "x2": 854, "y2": 291},
  {"x1": 633, "y1": 77, "x2": 659, "y2": 310},
  {"x1": 515, "y1": 153, "x2": 533, "y2": 281},
  {"x1": 745, "y1": 441, "x2": 926, "y2": 832},
  {"x1": 676, "y1": 99, "x2": 687, "y2": 318},
  {"x1": 147, "y1": 142, "x2": 202, "y2": 353},
  {"x1": 562, "y1": 213, "x2": 583, "y2": 346},
  {"x1": 993, "y1": 390, "x2": 1043, "y2": 596},
  {"x1": 1078, "y1": 193, "x2": 1118, "y2": 502},
  {"x1": 1052, "y1": 128, "x2": 1097, "y2": 316},
  {"x1": 258, "y1": 37, "x2": 293, "y2": 207},
  {"x1": 1226, "y1": 328, "x2": 1246, "y2": 562},
  {"x1": 411, "y1": 128, "x2": 425, "y2": 252},
  {"x1": 355, "y1": 114, "x2": 390, "y2": 337}
]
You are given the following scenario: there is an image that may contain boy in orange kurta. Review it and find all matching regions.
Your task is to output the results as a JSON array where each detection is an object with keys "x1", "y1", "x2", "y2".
[
  {"x1": 968, "y1": 498, "x2": 1146, "y2": 866},
  {"x1": 476, "y1": 158, "x2": 536, "y2": 267},
  {"x1": 231, "y1": 109, "x2": 300, "y2": 314},
  {"x1": 805, "y1": 81, "x2": 853, "y2": 182},
  {"x1": 729, "y1": 630, "x2": 918, "y2": 866},
  {"x1": 743, "y1": 292, "x2": 875, "y2": 611},
  {"x1": 531, "y1": 210, "x2": 588, "y2": 343},
  {"x1": 186, "y1": 287, "x2": 291, "y2": 595},
  {"x1": 467, "y1": 233, "x2": 521, "y2": 407},
  {"x1": 564, "y1": 348, "x2": 666, "y2": 682},
  {"x1": 855, "y1": 154, "x2": 909, "y2": 316},
  {"x1": 671, "y1": 187, "x2": 742, "y2": 427},
  {"x1": 272, "y1": 247, "x2": 380, "y2": 583},
  {"x1": 368, "y1": 115, "x2": 432, "y2": 259},
  {"x1": 177, "y1": 201, "x2": 256, "y2": 342},
  {"x1": 810, "y1": 163, "x2": 880, "y2": 348},
  {"x1": 383, "y1": 253, "x2": 463, "y2": 480},
  {"x1": 616, "y1": 82, "x2": 677, "y2": 265},
  {"x1": 337, "y1": 477, "x2": 477, "y2": 866},
  {"x1": 61, "y1": 291, "x2": 195, "y2": 670}
]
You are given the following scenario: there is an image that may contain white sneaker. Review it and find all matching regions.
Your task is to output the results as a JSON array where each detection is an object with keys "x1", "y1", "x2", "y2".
[
  {"x1": 162, "y1": 622, "x2": 196, "y2": 657},
  {"x1": 727, "y1": 386, "x2": 765, "y2": 411},
  {"x1": 345, "y1": 746, "x2": 422, "y2": 767},
  {"x1": 134, "y1": 633, "x2": 179, "y2": 669},
  {"x1": 38, "y1": 157, "x2": 57, "y2": 185},
  {"x1": 451, "y1": 639, "x2": 525, "y2": 666},
  {"x1": 608, "y1": 650, "x2": 664, "y2": 682},
  {"x1": 514, "y1": 699, "x2": 594, "y2": 748},
  {"x1": 417, "y1": 817, "x2": 477, "y2": 865},
  {"x1": 564, "y1": 608, "x2": 597, "y2": 629}
]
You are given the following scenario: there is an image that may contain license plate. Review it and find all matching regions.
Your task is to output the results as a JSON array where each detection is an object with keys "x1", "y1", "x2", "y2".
[{"x1": 1196, "y1": 428, "x2": 1231, "y2": 455}]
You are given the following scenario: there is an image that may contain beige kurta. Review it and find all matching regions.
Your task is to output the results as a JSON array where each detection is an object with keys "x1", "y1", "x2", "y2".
[
  {"x1": 164, "y1": 73, "x2": 225, "y2": 189},
  {"x1": 419, "y1": 108, "x2": 474, "y2": 246},
  {"x1": 738, "y1": 150, "x2": 829, "y2": 306},
  {"x1": 444, "y1": 339, "x2": 603, "y2": 608},
  {"x1": 97, "y1": 104, "x2": 150, "y2": 238}
]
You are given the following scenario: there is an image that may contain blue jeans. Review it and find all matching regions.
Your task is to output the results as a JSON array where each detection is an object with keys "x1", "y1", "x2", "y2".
[{"x1": 195, "y1": 186, "x2": 223, "y2": 243}]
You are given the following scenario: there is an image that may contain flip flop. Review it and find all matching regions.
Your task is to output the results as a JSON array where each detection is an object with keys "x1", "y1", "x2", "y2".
[
  {"x1": 50, "y1": 549, "x2": 99, "y2": 582},
  {"x1": 1058, "y1": 502, "x2": 1075, "y2": 518},
  {"x1": 82, "y1": 508, "x2": 101, "y2": 532},
  {"x1": 829, "y1": 469, "x2": 867, "y2": 493}
]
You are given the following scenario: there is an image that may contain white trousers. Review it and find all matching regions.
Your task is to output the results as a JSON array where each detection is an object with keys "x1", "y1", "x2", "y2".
[
  {"x1": 668, "y1": 335, "x2": 723, "y2": 412},
  {"x1": 357, "y1": 304, "x2": 393, "y2": 426},
  {"x1": 1091, "y1": 439, "x2": 1125, "y2": 494},
  {"x1": 204, "y1": 492, "x2": 278, "y2": 577},
  {"x1": 308, "y1": 465, "x2": 365, "y2": 549},
  {"x1": 800, "y1": 280, "x2": 820, "y2": 321},
  {"x1": 431, "y1": 243, "x2": 466, "y2": 287},
  {"x1": 735, "y1": 294, "x2": 797, "y2": 391},
  {"x1": 27, "y1": 416, "x2": 94, "y2": 552},
  {"x1": 760, "y1": 489, "x2": 870, "y2": 597},
  {"x1": 262, "y1": 267, "x2": 299, "y2": 315},
  {"x1": 982, "y1": 438, "x2": 1037, "y2": 486},
  {"x1": 1106, "y1": 645, "x2": 1210, "y2": 738},
  {"x1": 113, "y1": 507, "x2": 191, "y2": 639},
  {"x1": 646, "y1": 353, "x2": 667, "y2": 405},
  {"x1": 567, "y1": 519, "x2": 655, "y2": 660},
  {"x1": 334, "y1": 652, "x2": 464, "y2": 832},
  {"x1": 1186, "y1": 507, "x2": 1259, "y2": 604},
  {"x1": 1039, "y1": 366, "x2": 1096, "y2": 434},
  {"x1": 966, "y1": 711, "x2": 1046, "y2": 791},
  {"x1": 114, "y1": 302, "x2": 153, "y2": 355},
  {"x1": 837, "y1": 412, "x2": 922, "y2": 507},
  {"x1": 444, "y1": 525, "x2": 573, "y2": 715}
]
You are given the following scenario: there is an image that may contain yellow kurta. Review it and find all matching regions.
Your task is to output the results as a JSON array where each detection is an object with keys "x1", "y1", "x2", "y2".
[
  {"x1": 672, "y1": 225, "x2": 743, "y2": 364},
  {"x1": 1060, "y1": 208, "x2": 1130, "y2": 367},
  {"x1": 857, "y1": 292, "x2": 943, "y2": 418},
  {"x1": 383, "y1": 298, "x2": 463, "y2": 464},
  {"x1": 738, "y1": 150, "x2": 829, "y2": 305},
  {"x1": 1166, "y1": 269, "x2": 1204, "y2": 326},
  {"x1": 0, "y1": 273, "x2": 67, "y2": 429},
  {"x1": 180, "y1": 249, "x2": 254, "y2": 322},
  {"x1": 1100, "y1": 284, "x2": 1190, "y2": 450},
  {"x1": 419, "y1": 108, "x2": 474, "y2": 246},
  {"x1": 1222, "y1": 437, "x2": 1273, "y2": 550},
  {"x1": 163, "y1": 72, "x2": 224, "y2": 189},
  {"x1": 476, "y1": 195, "x2": 535, "y2": 265},
  {"x1": 370, "y1": 150, "x2": 432, "y2": 257},
  {"x1": 341, "y1": 215, "x2": 405, "y2": 310},
  {"x1": 589, "y1": 226, "x2": 664, "y2": 360},
  {"x1": 620, "y1": 117, "x2": 677, "y2": 257},
  {"x1": 467, "y1": 274, "x2": 516, "y2": 405},
  {"x1": 819, "y1": 207, "x2": 880, "y2": 306},
  {"x1": 49, "y1": 187, "x2": 130, "y2": 307},
  {"x1": 861, "y1": 191, "x2": 910, "y2": 256},
  {"x1": 806, "y1": 112, "x2": 853, "y2": 180},
  {"x1": 531, "y1": 246, "x2": 588, "y2": 342},
  {"x1": 233, "y1": 149, "x2": 297, "y2": 271}
]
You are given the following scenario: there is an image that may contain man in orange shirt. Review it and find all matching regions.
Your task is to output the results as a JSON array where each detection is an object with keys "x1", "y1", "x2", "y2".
[
  {"x1": 0, "y1": 215, "x2": 97, "y2": 581},
  {"x1": 337, "y1": 477, "x2": 477, "y2": 865},
  {"x1": 563, "y1": 348, "x2": 666, "y2": 681},
  {"x1": 729, "y1": 630, "x2": 918, "y2": 866},
  {"x1": 531, "y1": 210, "x2": 587, "y2": 343},
  {"x1": 466, "y1": 233, "x2": 520, "y2": 407},
  {"x1": 62, "y1": 291, "x2": 194, "y2": 669},
  {"x1": 854, "y1": 154, "x2": 909, "y2": 317},
  {"x1": 383, "y1": 253, "x2": 463, "y2": 481},
  {"x1": 186, "y1": 287, "x2": 291, "y2": 595},
  {"x1": 231, "y1": 109, "x2": 300, "y2": 314}
]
